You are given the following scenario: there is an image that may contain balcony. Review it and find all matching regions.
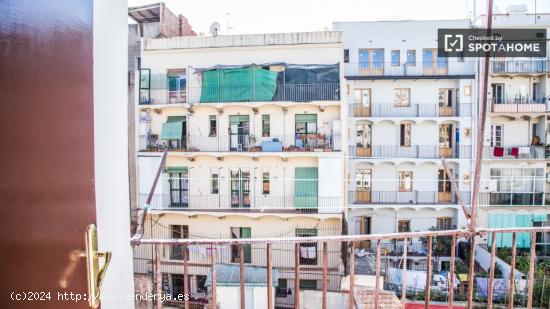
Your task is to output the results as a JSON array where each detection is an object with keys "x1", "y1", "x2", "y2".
[
  {"x1": 348, "y1": 190, "x2": 471, "y2": 205},
  {"x1": 139, "y1": 193, "x2": 343, "y2": 214},
  {"x1": 491, "y1": 98, "x2": 548, "y2": 113},
  {"x1": 344, "y1": 60, "x2": 475, "y2": 79},
  {"x1": 140, "y1": 134, "x2": 341, "y2": 153},
  {"x1": 349, "y1": 145, "x2": 472, "y2": 159},
  {"x1": 490, "y1": 59, "x2": 548, "y2": 75},
  {"x1": 479, "y1": 192, "x2": 545, "y2": 207},
  {"x1": 139, "y1": 83, "x2": 340, "y2": 105},
  {"x1": 482, "y1": 146, "x2": 545, "y2": 160},
  {"x1": 349, "y1": 103, "x2": 472, "y2": 117}
]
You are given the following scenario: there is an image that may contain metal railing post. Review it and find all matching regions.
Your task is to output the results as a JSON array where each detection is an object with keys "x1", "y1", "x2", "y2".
[
  {"x1": 374, "y1": 240, "x2": 380, "y2": 309},
  {"x1": 322, "y1": 242, "x2": 328, "y2": 309},
  {"x1": 424, "y1": 236, "x2": 432, "y2": 309},
  {"x1": 184, "y1": 244, "x2": 189, "y2": 309},
  {"x1": 349, "y1": 241, "x2": 356, "y2": 309},
  {"x1": 266, "y1": 243, "x2": 273, "y2": 309},
  {"x1": 508, "y1": 233, "x2": 517, "y2": 309},
  {"x1": 240, "y1": 244, "x2": 245, "y2": 309},
  {"x1": 527, "y1": 231, "x2": 536, "y2": 309},
  {"x1": 211, "y1": 245, "x2": 217, "y2": 309},
  {"x1": 155, "y1": 244, "x2": 163, "y2": 309},
  {"x1": 449, "y1": 235, "x2": 456, "y2": 307},
  {"x1": 294, "y1": 243, "x2": 301, "y2": 309},
  {"x1": 401, "y1": 237, "x2": 408, "y2": 309},
  {"x1": 488, "y1": 231, "x2": 497, "y2": 309}
]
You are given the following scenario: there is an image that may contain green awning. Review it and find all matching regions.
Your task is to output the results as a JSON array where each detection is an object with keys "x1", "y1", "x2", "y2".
[
  {"x1": 161, "y1": 116, "x2": 185, "y2": 140},
  {"x1": 165, "y1": 166, "x2": 188, "y2": 174},
  {"x1": 295, "y1": 114, "x2": 317, "y2": 122},
  {"x1": 229, "y1": 115, "x2": 250, "y2": 125},
  {"x1": 294, "y1": 167, "x2": 318, "y2": 209}
]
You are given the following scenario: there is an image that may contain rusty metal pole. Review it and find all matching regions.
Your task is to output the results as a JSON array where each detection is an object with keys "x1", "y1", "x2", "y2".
[
  {"x1": 449, "y1": 235, "x2": 456, "y2": 307},
  {"x1": 425, "y1": 236, "x2": 432, "y2": 309},
  {"x1": 267, "y1": 243, "x2": 273, "y2": 309},
  {"x1": 295, "y1": 243, "x2": 301, "y2": 309},
  {"x1": 155, "y1": 245, "x2": 163, "y2": 309},
  {"x1": 183, "y1": 244, "x2": 190, "y2": 309},
  {"x1": 488, "y1": 232, "x2": 497, "y2": 309},
  {"x1": 527, "y1": 231, "x2": 536, "y2": 309},
  {"x1": 466, "y1": 236, "x2": 477, "y2": 309},
  {"x1": 240, "y1": 244, "x2": 245, "y2": 309},
  {"x1": 322, "y1": 242, "x2": 328, "y2": 309},
  {"x1": 373, "y1": 240, "x2": 381, "y2": 309},
  {"x1": 211, "y1": 245, "x2": 217, "y2": 309},
  {"x1": 349, "y1": 241, "x2": 356, "y2": 309},
  {"x1": 508, "y1": 233, "x2": 517, "y2": 309},
  {"x1": 401, "y1": 238, "x2": 408, "y2": 309}
]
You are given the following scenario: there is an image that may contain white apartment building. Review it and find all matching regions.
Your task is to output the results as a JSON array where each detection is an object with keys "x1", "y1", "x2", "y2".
[
  {"x1": 476, "y1": 6, "x2": 550, "y2": 250},
  {"x1": 334, "y1": 20, "x2": 476, "y2": 247},
  {"x1": 134, "y1": 32, "x2": 346, "y2": 307}
]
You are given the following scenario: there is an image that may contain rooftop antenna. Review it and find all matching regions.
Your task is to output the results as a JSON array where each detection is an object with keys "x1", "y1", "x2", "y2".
[
  {"x1": 209, "y1": 21, "x2": 221, "y2": 36},
  {"x1": 225, "y1": 12, "x2": 234, "y2": 35}
]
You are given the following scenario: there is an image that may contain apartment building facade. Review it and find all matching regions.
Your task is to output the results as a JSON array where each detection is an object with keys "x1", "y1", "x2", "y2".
[
  {"x1": 476, "y1": 7, "x2": 550, "y2": 250},
  {"x1": 333, "y1": 20, "x2": 476, "y2": 247},
  {"x1": 133, "y1": 32, "x2": 346, "y2": 307}
]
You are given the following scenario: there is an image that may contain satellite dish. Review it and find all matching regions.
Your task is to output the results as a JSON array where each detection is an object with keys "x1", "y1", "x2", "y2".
[{"x1": 210, "y1": 22, "x2": 221, "y2": 36}]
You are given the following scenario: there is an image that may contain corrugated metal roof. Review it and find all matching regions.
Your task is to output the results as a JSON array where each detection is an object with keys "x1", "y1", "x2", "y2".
[{"x1": 205, "y1": 263, "x2": 279, "y2": 287}]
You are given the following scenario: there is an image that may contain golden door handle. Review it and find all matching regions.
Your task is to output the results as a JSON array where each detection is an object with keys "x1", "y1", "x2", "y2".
[{"x1": 85, "y1": 224, "x2": 112, "y2": 308}]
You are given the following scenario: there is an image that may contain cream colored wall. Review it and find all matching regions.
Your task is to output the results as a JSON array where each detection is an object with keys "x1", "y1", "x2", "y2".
[
  {"x1": 490, "y1": 76, "x2": 543, "y2": 101},
  {"x1": 144, "y1": 104, "x2": 341, "y2": 149}
]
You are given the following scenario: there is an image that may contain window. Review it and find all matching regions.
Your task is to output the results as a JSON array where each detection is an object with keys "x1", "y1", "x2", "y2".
[
  {"x1": 394, "y1": 88, "x2": 410, "y2": 107},
  {"x1": 439, "y1": 124, "x2": 453, "y2": 148},
  {"x1": 262, "y1": 114, "x2": 270, "y2": 137},
  {"x1": 196, "y1": 275, "x2": 207, "y2": 293},
  {"x1": 209, "y1": 115, "x2": 217, "y2": 137},
  {"x1": 262, "y1": 172, "x2": 270, "y2": 194},
  {"x1": 344, "y1": 49, "x2": 349, "y2": 63},
  {"x1": 399, "y1": 123, "x2": 411, "y2": 147},
  {"x1": 169, "y1": 170, "x2": 189, "y2": 207},
  {"x1": 295, "y1": 114, "x2": 317, "y2": 149},
  {"x1": 299, "y1": 279, "x2": 317, "y2": 290},
  {"x1": 170, "y1": 274, "x2": 186, "y2": 298},
  {"x1": 437, "y1": 217, "x2": 453, "y2": 230},
  {"x1": 398, "y1": 220, "x2": 411, "y2": 233},
  {"x1": 211, "y1": 171, "x2": 219, "y2": 194},
  {"x1": 438, "y1": 169, "x2": 452, "y2": 193},
  {"x1": 489, "y1": 168, "x2": 544, "y2": 206},
  {"x1": 167, "y1": 69, "x2": 186, "y2": 103},
  {"x1": 276, "y1": 278, "x2": 288, "y2": 297},
  {"x1": 231, "y1": 227, "x2": 251, "y2": 263},
  {"x1": 355, "y1": 169, "x2": 372, "y2": 191},
  {"x1": 356, "y1": 124, "x2": 371, "y2": 147},
  {"x1": 391, "y1": 50, "x2": 400, "y2": 66},
  {"x1": 353, "y1": 89, "x2": 371, "y2": 106},
  {"x1": 490, "y1": 125, "x2": 502, "y2": 147},
  {"x1": 406, "y1": 50, "x2": 416, "y2": 65},
  {"x1": 398, "y1": 171, "x2": 413, "y2": 192},
  {"x1": 171, "y1": 225, "x2": 189, "y2": 260},
  {"x1": 296, "y1": 229, "x2": 318, "y2": 265},
  {"x1": 438, "y1": 89, "x2": 456, "y2": 107}
]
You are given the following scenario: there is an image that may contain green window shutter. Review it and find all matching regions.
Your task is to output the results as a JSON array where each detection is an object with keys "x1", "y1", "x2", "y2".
[
  {"x1": 240, "y1": 228, "x2": 252, "y2": 263},
  {"x1": 489, "y1": 214, "x2": 533, "y2": 248},
  {"x1": 229, "y1": 115, "x2": 250, "y2": 125},
  {"x1": 295, "y1": 167, "x2": 318, "y2": 209},
  {"x1": 516, "y1": 215, "x2": 532, "y2": 248},
  {"x1": 533, "y1": 214, "x2": 548, "y2": 222},
  {"x1": 161, "y1": 116, "x2": 185, "y2": 140},
  {"x1": 165, "y1": 166, "x2": 188, "y2": 174},
  {"x1": 295, "y1": 114, "x2": 318, "y2": 122}
]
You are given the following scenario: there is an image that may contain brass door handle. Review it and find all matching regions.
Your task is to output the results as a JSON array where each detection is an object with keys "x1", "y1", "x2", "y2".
[{"x1": 85, "y1": 224, "x2": 111, "y2": 308}]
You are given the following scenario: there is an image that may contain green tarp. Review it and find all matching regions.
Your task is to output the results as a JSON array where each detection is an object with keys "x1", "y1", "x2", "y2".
[
  {"x1": 161, "y1": 116, "x2": 185, "y2": 140},
  {"x1": 294, "y1": 167, "x2": 318, "y2": 209},
  {"x1": 199, "y1": 67, "x2": 278, "y2": 103},
  {"x1": 488, "y1": 214, "x2": 537, "y2": 248}
]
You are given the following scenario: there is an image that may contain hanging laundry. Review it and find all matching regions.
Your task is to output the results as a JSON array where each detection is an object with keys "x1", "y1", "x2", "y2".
[
  {"x1": 493, "y1": 147, "x2": 504, "y2": 157},
  {"x1": 510, "y1": 147, "x2": 519, "y2": 157}
]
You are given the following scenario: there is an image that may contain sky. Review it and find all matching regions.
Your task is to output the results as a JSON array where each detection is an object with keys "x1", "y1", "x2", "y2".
[{"x1": 128, "y1": 0, "x2": 550, "y2": 35}]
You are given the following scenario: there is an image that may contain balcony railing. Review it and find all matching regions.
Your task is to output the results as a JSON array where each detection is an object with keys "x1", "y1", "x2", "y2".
[
  {"x1": 132, "y1": 227, "x2": 550, "y2": 309},
  {"x1": 348, "y1": 190, "x2": 472, "y2": 205},
  {"x1": 479, "y1": 192, "x2": 546, "y2": 206},
  {"x1": 349, "y1": 103, "x2": 472, "y2": 117},
  {"x1": 491, "y1": 98, "x2": 548, "y2": 113},
  {"x1": 349, "y1": 145, "x2": 472, "y2": 159},
  {"x1": 139, "y1": 193, "x2": 343, "y2": 214},
  {"x1": 344, "y1": 61, "x2": 475, "y2": 78},
  {"x1": 490, "y1": 59, "x2": 548, "y2": 74},
  {"x1": 139, "y1": 83, "x2": 340, "y2": 105},
  {"x1": 140, "y1": 134, "x2": 341, "y2": 153},
  {"x1": 482, "y1": 146, "x2": 545, "y2": 160}
]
